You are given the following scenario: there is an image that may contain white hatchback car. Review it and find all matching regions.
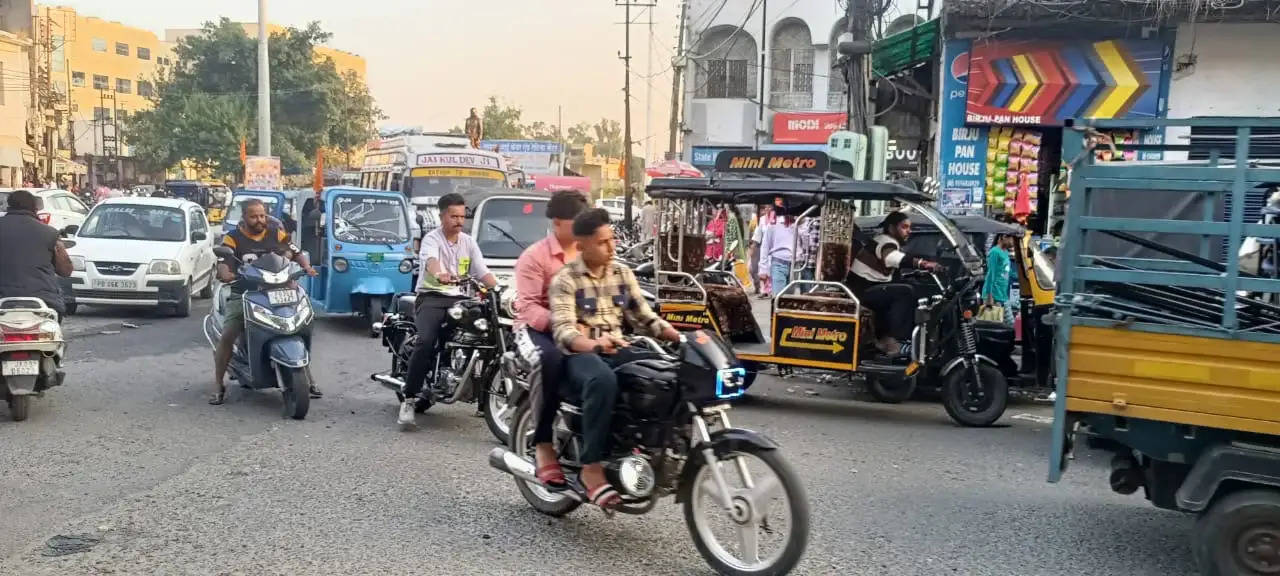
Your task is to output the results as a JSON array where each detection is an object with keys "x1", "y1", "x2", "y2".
[
  {"x1": 62, "y1": 197, "x2": 218, "y2": 317},
  {"x1": 0, "y1": 188, "x2": 89, "y2": 232}
]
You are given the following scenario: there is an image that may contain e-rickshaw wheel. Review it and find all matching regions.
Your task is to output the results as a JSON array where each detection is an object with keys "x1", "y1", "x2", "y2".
[
  {"x1": 941, "y1": 363, "x2": 1008, "y2": 427},
  {"x1": 865, "y1": 374, "x2": 916, "y2": 404},
  {"x1": 1194, "y1": 488, "x2": 1280, "y2": 576}
]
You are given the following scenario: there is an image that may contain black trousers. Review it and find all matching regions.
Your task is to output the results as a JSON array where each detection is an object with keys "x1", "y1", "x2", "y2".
[
  {"x1": 404, "y1": 294, "x2": 465, "y2": 398},
  {"x1": 859, "y1": 283, "x2": 915, "y2": 341},
  {"x1": 525, "y1": 329, "x2": 563, "y2": 444},
  {"x1": 561, "y1": 353, "x2": 618, "y2": 465}
]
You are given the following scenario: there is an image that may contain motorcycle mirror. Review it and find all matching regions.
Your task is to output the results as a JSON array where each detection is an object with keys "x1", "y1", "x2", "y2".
[{"x1": 213, "y1": 246, "x2": 235, "y2": 260}]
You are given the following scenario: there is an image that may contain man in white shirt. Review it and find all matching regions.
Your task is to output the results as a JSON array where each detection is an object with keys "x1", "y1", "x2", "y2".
[
  {"x1": 759, "y1": 208, "x2": 796, "y2": 297},
  {"x1": 400, "y1": 193, "x2": 498, "y2": 428}
]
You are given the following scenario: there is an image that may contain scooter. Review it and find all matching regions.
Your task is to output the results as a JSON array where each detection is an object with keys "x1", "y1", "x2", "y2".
[
  {"x1": 202, "y1": 248, "x2": 315, "y2": 420},
  {"x1": 0, "y1": 298, "x2": 65, "y2": 421}
]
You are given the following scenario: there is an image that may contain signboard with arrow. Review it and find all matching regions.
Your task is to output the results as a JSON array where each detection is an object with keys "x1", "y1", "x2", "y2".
[{"x1": 771, "y1": 312, "x2": 859, "y2": 368}]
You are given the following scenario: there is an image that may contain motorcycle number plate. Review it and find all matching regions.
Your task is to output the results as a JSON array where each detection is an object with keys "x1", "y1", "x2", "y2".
[
  {"x1": 1, "y1": 360, "x2": 39, "y2": 376},
  {"x1": 267, "y1": 289, "x2": 299, "y2": 306}
]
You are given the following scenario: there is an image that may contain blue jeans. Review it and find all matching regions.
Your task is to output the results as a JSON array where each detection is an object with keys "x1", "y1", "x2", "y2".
[
  {"x1": 771, "y1": 259, "x2": 793, "y2": 296},
  {"x1": 562, "y1": 353, "x2": 618, "y2": 465}
]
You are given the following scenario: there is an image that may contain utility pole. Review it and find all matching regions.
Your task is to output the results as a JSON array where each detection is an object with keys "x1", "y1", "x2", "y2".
[
  {"x1": 756, "y1": 0, "x2": 767, "y2": 150},
  {"x1": 666, "y1": 1, "x2": 687, "y2": 160},
  {"x1": 841, "y1": 0, "x2": 874, "y2": 135},
  {"x1": 257, "y1": 0, "x2": 271, "y2": 156},
  {"x1": 617, "y1": 0, "x2": 656, "y2": 227},
  {"x1": 644, "y1": 4, "x2": 653, "y2": 165},
  {"x1": 557, "y1": 105, "x2": 564, "y2": 176}
]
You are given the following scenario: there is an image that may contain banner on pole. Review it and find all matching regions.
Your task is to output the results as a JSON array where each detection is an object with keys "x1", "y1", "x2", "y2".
[{"x1": 244, "y1": 156, "x2": 282, "y2": 190}]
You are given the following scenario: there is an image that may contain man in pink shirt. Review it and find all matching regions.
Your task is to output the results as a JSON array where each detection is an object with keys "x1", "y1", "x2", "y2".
[{"x1": 513, "y1": 190, "x2": 587, "y2": 489}]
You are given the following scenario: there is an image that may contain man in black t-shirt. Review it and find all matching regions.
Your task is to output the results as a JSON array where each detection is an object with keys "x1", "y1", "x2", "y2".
[{"x1": 210, "y1": 199, "x2": 317, "y2": 405}]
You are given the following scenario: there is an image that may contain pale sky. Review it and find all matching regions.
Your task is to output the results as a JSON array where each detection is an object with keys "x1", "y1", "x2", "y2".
[{"x1": 56, "y1": 0, "x2": 918, "y2": 160}]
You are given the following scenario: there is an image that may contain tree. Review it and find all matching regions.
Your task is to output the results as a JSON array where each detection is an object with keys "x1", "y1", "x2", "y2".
[
  {"x1": 566, "y1": 122, "x2": 595, "y2": 147},
  {"x1": 128, "y1": 19, "x2": 381, "y2": 177},
  {"x1": 481, "y1": 96, "x2": 524, "y2": 140},
  {"x1": 592, "y1": 118, "x2": 624, "y2": 157}
]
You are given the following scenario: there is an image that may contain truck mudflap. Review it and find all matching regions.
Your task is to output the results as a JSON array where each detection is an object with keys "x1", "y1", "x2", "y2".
[{"x1": 1176, "y1": 443, "x2": 1280, "y2": 512}]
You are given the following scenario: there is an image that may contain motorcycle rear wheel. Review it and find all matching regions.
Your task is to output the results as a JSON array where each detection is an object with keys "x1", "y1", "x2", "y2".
[
  {"x1": 509, "y1": 402, "x2": 579, "y2": 517},
  {"x1": 277, "y1": 365, "x2": 310, "y2": 420},
  {"x1": 681, "y1": 444, "x2": 810, "y2": 576},
  {"x1": 7, "y1": 395, "x2": 30, "y2": 422}
]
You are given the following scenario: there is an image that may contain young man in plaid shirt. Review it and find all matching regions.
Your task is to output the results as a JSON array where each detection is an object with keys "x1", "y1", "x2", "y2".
[{"x1": 548, "y1": 208, "x2": 680, "y2": 509}]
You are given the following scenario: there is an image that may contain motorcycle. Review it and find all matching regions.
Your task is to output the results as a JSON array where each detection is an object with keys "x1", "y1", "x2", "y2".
[
  {"x1": 491, "y1": 331, "x2": 810, "y2": 576},
  {"x1": 0, "y1": 298, "x2": 64, "y2": 421},
  {"x1": 202, "y1": 248, "x2": 315, "y2": 420},
  {"x1": 371, "y1": 275, "x2": 519, "y2": 444}
]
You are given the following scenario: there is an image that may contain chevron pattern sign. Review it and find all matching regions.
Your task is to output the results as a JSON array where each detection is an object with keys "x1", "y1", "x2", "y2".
[{"x1": 965, "y1": 39, "x2": 1167, "y2": 126}]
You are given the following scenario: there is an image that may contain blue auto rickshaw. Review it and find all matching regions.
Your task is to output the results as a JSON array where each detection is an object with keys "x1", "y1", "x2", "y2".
[
  {"x1": 222, "y1": 189, "x2": 310, "y2": 238},
  {"x1": 301, "y1": 187, "x2": 415, "y2": 334}
]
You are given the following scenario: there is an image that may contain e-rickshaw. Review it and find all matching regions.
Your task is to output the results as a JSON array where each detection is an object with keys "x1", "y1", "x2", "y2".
[
  {"x1": 301, "y1": 187, "x2": 415, "y2": 334},
  {"x1": 855, "y1": 214, "x2": 1058, "y2": 394},
  {"x1": 1051, "y1": 118, "x2": 1280, "y2": 575},
  {"x1": 645, "y1": 150, "x2": 1011, "y2": 427},
  {"x1": 166, "y1": 180, "x2": 231, "y2": 224},
  {"x1": 222, "y1": 189, "x2": 308, "y2": 238}
]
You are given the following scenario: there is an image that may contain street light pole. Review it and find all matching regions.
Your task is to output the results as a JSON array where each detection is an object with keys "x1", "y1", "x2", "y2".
[{"x1": 257, "y1": 0, "x2": 271, "y2": 157}]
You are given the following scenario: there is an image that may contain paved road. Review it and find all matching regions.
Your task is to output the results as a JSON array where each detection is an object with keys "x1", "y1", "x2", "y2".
[{"x1": 0, "y1": 303, "x2": 1197, "y2": 575}]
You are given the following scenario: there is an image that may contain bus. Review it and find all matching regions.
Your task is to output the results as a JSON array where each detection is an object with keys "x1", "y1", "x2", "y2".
[{"x1": 360, "y1": 133, "x2": 516, "y2": 231}]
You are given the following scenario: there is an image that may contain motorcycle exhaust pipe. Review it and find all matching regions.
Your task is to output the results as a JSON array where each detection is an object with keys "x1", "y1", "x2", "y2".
[
  {"x1": 371, "y1": 372, "x2": 405, "y2": 392},
  {"x1": 441, "y1": 351, "x2": 481, "y2": 405},
  {"x1": 488, "y1": 447, "x2": 539, "y2": 483}
]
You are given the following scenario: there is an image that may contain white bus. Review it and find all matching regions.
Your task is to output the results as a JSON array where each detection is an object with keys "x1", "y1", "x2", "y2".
[{"x1": 360, "y1": 133, "x2": 517, "y2": 230}]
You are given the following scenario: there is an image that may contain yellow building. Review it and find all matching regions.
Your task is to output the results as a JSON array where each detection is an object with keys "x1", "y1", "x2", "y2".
[
  {"x1": 165, "y1": 23, "x2": 366, "y2": 81},
  {"x1": 0, "y1": 30, "x2": 32, "y2": 186}
]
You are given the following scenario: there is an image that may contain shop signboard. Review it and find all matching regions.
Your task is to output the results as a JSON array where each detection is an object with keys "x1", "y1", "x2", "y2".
[
  {"x1": 937, "y1": 39, "x2": 989, "y2": 215},
  {"x1": 479, "y1": 140, "x2": 561, "y2": 175},
  {"x1": 714, "y1": 150, "x2": 830, "y2": 177},
  {"x1": 965, "y1": 38, "x2": 1167, "y2": 126},
  {"x1": 690, "y1": 146, "x2": 747, "y2": 167},
  {"x1": 772, "y1": 112, "x2": 848, "y2": 144},
  {"x1": 244, "y1": 155, "x2": 282, "y2": 190}
]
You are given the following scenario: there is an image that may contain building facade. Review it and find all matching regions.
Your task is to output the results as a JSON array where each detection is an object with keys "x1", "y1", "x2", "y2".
[
  {"x1": 680, "y1": 0, "x2": 850, "y2": 171},
  {"x1": 0, "y1": 29, "x2": 31, "y2": 186}
]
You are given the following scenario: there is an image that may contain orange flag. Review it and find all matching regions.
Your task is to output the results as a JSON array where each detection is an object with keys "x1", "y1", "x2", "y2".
[
  {"x1": 313, "y1": 149, "x2": 324, "y2": 196},
  {"x1": 239, "y1": 138, "x2": 247, "y2": 165}
]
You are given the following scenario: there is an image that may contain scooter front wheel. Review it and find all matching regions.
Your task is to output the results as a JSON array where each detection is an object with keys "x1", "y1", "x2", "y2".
[{"x1": 276, "y1": 365, "x2": 311, "y2": 420}]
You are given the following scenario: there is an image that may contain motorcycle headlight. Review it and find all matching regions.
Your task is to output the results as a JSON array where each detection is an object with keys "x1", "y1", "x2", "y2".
[
  {"x1": 248, "y1": 296, "x2": 311, "y2": 332},
  {"x1": 447, "y1": 303, "x2": 464, "y2": 320},
  {"x1": 333, "y1": 258, "x2": 349, "y2": 273},
  {"x1": 148, "y1": 259, "x2": 182, "y2": 275},
  {"x1": 398, "y1": 259, "x2": 413, "y2": 274},
  {"x1": 70, "y1": 255, "x2": 85, "y2": 271},
  {"x1": 473, "y1": 318, "x2": 490, "y2": 332}
]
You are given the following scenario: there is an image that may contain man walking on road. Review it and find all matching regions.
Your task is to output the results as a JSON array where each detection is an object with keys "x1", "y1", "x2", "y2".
[{"x1": 0, "y1": 190, "x2": 73, "y2": 319}]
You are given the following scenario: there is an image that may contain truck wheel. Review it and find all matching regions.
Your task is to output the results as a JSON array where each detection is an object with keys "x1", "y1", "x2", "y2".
[
  {"x1": 7, "y1": 396, "x2": 30, "y2": 422},
  {"x1": 1194, "y1": 488, "x2": 1280, "y2": 576}
]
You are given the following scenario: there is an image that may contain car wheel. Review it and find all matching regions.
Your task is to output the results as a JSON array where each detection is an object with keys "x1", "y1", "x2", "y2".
[
  {"x1": 173, "y1": 282, "x2": 192, "y2": 317},
  {"x1": 65, "y1": 303, "x2": 77, "y2": 316},
  {"x1": 198, "y1": 267, "x2": 215, "y2": 299}
]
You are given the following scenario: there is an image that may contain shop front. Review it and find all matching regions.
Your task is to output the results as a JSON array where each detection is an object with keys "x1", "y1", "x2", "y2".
[{"x1": 936, "y1": 36, "x2": 1173, "y2": 237}]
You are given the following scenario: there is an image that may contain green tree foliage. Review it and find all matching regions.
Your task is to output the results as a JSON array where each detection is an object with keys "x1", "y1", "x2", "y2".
[{"x1": 128, "y1": 19, "x2": 380, "y2": 177}]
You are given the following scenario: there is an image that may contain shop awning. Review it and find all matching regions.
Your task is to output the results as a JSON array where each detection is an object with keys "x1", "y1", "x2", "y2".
[{"x1": 872, "y1": 18, "x2": 939, "y2": 77}]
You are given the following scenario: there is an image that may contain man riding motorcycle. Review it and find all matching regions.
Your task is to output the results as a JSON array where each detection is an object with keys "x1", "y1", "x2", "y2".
[
  {"x1": 548, "y1": 208, "x2": 680, "y2": 509},
  {"x1": 847, "y1": 211, "x2": 940, "y2": 356},
  {"x1": 210, "y1": 199, "x2": 318, "y2": 405},
  {"x1": 399, "y1": 192, "x2": 497, "y2": 428},
  {"x1": 512, "y1": 190, "x2": 588, "y2": 490},
  {"x1": 0, "y1": 190, "x2": 73, "y2": 319}
]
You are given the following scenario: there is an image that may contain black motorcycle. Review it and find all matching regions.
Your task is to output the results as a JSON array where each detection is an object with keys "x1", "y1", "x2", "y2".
[
  {"x1": 491, "y1": 332, "x2": 810, "y2": 576},
  {"x1": 371, "y1": 276, "x2": 517, "y2": 443}
]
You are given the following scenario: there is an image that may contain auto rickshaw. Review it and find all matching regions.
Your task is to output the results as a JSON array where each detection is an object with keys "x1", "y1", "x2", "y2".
[
  {"x1": 166, "y1": 180, "x2": 231, "y2": 224},
  {"x1": 854, "y1": 214, "x2": 1058, "y2": 397},
  {"x1": 645, "y1": 150, "x2": 1010, "y2": 427},
  {"x1": 1051, "y1": 117, "x2": 1280, "y2": 575},
  {"x1": 301, "y1": 187, "x2": 415, "y2": 335}
]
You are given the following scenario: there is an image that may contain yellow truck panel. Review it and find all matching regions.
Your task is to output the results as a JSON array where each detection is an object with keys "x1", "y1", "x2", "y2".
[{"x1": 1066, "y1": 326, "x2": 1280, "y2": 435}]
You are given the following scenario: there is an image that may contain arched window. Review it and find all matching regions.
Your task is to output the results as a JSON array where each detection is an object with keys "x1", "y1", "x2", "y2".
[
  {"x1": 770, "y1": 20, "x2": 814, "y2": 109},
  {"x1": 828, "y1": 19, "x2": 848, "y2": 110},
  {"x1": 693, "y1": 26, "x2": 757, "y2": 99}
]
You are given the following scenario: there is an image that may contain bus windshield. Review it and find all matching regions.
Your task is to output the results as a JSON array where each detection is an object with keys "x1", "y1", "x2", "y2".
[
  {"x1": 474, "y1": 198, "x2": 550, "y2": 259},
  {"x1": 404, "y1": 167, "x2": 506, "y2": 199},
  {"x1": 333, "y1": 194, "x2": 410, "y2": 244}
]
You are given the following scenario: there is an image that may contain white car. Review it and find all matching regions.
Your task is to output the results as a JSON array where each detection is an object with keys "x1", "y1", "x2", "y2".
[
  {"x1": 595, "y1": 197, "x2": 625, "y2": 222},
  {"x1": 62, "y1": 197, "x2": 218, "y2": 317},
  {"x1": 0, "y1": 188, "x2": 89, "y2": 232}
]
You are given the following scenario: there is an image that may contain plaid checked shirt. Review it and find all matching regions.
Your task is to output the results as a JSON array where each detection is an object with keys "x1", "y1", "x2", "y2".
[{"x1": 549, "y1": 257, "x2": 672, "y2": 351}]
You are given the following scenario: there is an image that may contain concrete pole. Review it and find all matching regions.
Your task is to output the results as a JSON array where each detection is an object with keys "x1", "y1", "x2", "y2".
[{"x1": 257, "y1": 0, "x2": 271, "y2": 156}]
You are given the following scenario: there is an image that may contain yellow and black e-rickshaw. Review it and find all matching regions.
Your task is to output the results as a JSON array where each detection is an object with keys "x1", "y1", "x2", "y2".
[{"x1": 645, "y1": 150, "x2": 1010, "y2": 427}]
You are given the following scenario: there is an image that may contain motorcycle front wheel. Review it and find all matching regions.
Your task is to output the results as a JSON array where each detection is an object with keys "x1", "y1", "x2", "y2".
[
  {"x1": 941, "y1": 362, "x2": 1008, "y2": 427},
  {"x1": 483, "y1": 370, "x2": 513, "y2": 445},
  {"x1": 681, "y1": 443, "x2": 810, "y2": 576}
]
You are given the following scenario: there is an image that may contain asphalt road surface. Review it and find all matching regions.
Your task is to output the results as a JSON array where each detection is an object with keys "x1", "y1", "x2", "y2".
[{"x1": 0, "y1": 303, "x2": 1197, "y2": 575}]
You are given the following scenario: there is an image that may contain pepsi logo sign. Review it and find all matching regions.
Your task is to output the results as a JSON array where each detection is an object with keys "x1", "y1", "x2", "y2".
[{"x1": 950, "y1": 51, "x2": 970, "y2": 83}]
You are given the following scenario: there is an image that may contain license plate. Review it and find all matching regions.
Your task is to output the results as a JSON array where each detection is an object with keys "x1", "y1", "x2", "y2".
[
  {"x1": 1, "y1": 360, "x2": 39, "y2": 376},
  {"x1": 268, "y1": 289, "x2": 299, "y2": 305},
  {"x1": 92, "y1": 279, "x2": 136, "y2": 290},
  {"x1": 369, "y1": 253, "x2": 384, "y2": 263}
]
